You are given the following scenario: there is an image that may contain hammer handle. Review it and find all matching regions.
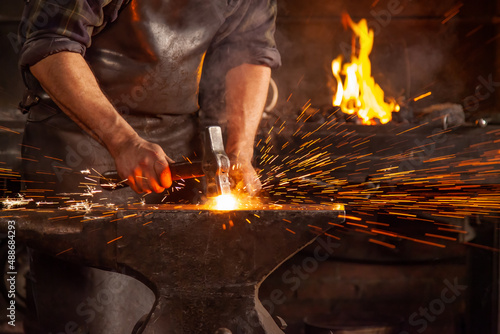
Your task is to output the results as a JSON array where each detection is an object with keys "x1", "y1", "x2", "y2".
[{"x1": 100, "y1": 162, "x2": 203, "y2": 190}]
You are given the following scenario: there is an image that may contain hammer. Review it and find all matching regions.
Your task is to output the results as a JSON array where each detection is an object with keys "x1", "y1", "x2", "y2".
[{"x1": 100, "y1": 126, "x2": 231, "y2": 197}]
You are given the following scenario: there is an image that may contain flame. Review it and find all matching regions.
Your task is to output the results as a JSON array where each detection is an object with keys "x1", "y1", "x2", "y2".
[{"x1": 332, "y1": 13, "x2": 399, "y2": 125}]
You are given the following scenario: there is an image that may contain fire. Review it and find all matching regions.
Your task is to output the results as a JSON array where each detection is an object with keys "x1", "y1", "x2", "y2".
[{"x1": 332, "y1": 13, "x2": 399, "y2": 125}]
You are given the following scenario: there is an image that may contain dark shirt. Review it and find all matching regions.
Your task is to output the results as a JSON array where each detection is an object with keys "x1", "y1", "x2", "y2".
[{"x1": 18, "y1": 0, "x2": 281, "y2": 116}]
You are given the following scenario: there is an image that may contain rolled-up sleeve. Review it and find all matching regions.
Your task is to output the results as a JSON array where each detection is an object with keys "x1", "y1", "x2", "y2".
[
  {"x1": 18, "y1": 0, "x2": 125, "y2": 68},
  {"x1": 210, "y1": 0, "x2": 281, "y2": 71},
  {"x1": 199, "y1": 0, "x2": 281, "y2": 126}
]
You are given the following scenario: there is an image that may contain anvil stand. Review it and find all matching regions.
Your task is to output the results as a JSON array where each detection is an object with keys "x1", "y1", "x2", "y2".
[{"x1": 1, "y1": 205, "x2": 344, "y2": 333}]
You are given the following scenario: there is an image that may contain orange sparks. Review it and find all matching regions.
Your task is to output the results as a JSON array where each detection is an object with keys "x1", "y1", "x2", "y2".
[
  {"x1": 413, "y1": 91, "x2": 432, "y2": 102},
  {"x1": 48, "y1": 215, "x2": 68, "y2": 220},
  {"x1": 19, "y1": 143, "x2": 40, "y2": 150},
  {"x1": 463, "y1": 242, "x2": 499, "y2": 252},
  {"x1": 325, "y1": 232, "x2": 340, "y2": 240},
  {"x1": 56, "y1": 248, "x2": 73, "y2": 256},
  {"x1": 341, "y1": 214, "x2": 362, "y2": 221},
  {"x1": 396, "y1": 122, "x2": 429, "y2": 136},
  {"x1": 437, "y1": 227, "x2": 468, "y2": 234},
  {"x1": 107, "y1": 236, "x2": 123, "y2": 244},
  {"x1": 442, "y1": 3, "x2": 463, "y2": 24},
  {"x1": 388, "y1": 211, "x2": 417, "y2": 217},
  {"x1": 356, "y1": 228, "x2": 376, "y2": 235},
  {"x1": 0, "y1": 126, "x2": 20, "y2": 135},
  {"x1": 16, "y1": 157, "x2": 39, "y2": 162},
  {"x1": 110, "y1": 214, "x2": 137, "y2": 222},
  {"x1": 369, "y1": 239, "x2": 396, "y2": 249},
  {"x1": 371, "y1": 228, "x2": 398, "y2": 238},
  {"x1": 36, "y1": 171, "x2": 55, "y2": 175},
  {"x1": 44, "y1": 155, "x2": 63, "y2": 161},
  {"x1": 402, "y1": 236, "x2": 446, "y2": 248},
  {"x1": 425, "y1": 233, "x2": 457, "y2": 241},
  {"x1": 346, "y1": 222, "x2": 368, "y2": 228},
  {"x1": 365, "y1": 220, "x2": 390, "y2": 227}
]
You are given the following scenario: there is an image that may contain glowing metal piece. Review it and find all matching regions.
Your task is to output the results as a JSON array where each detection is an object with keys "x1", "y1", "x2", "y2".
[{"x1": 213, "y1": 194, "x2": 238, "y2": 211}]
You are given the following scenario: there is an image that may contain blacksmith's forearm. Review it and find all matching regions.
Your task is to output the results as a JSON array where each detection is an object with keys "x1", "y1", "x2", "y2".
[
  {"x1": 30, "y1": 52, "x2": 138, "y2": 156},
  {"x1": 225, "y1": 64, "x2": 271, "y2": 162}
]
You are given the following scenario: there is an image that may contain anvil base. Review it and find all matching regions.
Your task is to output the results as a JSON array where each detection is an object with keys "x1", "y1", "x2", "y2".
[{"x1": 1, "y1": 204, "x2": 344, "y2": 333}]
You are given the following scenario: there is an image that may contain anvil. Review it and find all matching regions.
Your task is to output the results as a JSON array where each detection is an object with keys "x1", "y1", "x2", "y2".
[{"x1": 0, "y1": 203, "x2": 344, "y2": 333}]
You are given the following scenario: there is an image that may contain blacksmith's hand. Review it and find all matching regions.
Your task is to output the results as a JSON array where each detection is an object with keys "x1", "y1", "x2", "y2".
[
  {"x1": 229, "y1": 158, "x2": 262, "y2": 196},
  {"x1": 110, "y1": 135, "x2": 172, "y2": 194}
]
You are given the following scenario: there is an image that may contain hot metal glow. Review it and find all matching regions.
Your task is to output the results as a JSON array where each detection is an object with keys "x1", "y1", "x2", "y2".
[{"x1": 212, "y1": 194, "x2": 238, "y2": 211}]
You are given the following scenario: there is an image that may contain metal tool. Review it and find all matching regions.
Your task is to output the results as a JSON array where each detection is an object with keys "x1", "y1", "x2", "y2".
[
  {"x1": 100, "y1": 126, "x2": 231, "y2": 197},
  {"x1": 202, "y1": 126, "x2": 231, "y2": 197}
]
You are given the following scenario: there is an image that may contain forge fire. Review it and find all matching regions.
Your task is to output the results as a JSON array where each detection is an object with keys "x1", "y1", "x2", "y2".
[{"x1": 331, "y1": 13, "x2": 400, "y2": 125}]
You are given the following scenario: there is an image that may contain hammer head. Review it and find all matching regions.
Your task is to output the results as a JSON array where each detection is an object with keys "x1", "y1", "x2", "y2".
[{"x1": 202, "y1": 126, "x2": 232, "y2": 197}]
